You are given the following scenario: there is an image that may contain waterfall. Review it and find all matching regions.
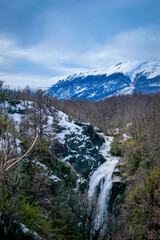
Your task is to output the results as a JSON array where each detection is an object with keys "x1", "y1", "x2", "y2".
[{"x1": 88, "y1": 134, "x2": 119, "y2": 232}]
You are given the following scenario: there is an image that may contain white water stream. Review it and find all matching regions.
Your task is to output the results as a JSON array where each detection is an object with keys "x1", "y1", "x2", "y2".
[{"x1": 88, "y1": 134, "x2": 119, "y2": 231}]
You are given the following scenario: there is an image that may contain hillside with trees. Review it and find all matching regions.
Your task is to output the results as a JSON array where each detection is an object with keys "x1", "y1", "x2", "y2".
[
  {"x1": 58, "y1": 93, "x2": 160, "y2": 239},
  {"x1": 0, "y1": 83, "x2": 159, "y2": 239}
]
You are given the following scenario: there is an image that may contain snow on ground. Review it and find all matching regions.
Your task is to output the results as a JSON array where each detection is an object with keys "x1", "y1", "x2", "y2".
[
  {"x1": 75, "y1": 87, "x2": 87, "y2": 94},
  {"x1": 44, "y1": 115, "x2": 54, "y2": 134},
  {"x1": 114, "y1": 86, "x2": 135, "y2": 96},
  {"x1": 0, "y1": 100, "x2": 27, "y2": 129},
  {"x1": 15, "y1": 138, "x2": 21, "y2": 153},
  {"x1": 20, "y1": 224, "x2": 29, "y2": 234},
  {"x1": 150, "y1": 82, "x2": 160, "y2": 87},
  {"x1": 122, "y1": 133, "x2": 132, "y2": 142},
  {"x1": 88, "y1": 92, "x2": 96, "y2": 98},
  {"x1": 75, "y1": 177, "x2": 87, "y2": 191},
  {"x1": 113, "y1": 128, "x2": 119, "y2": 134},
  {"x1": 10, "y1": 103, "x2": 25, "y2": 111},
  {"x1": 20, "y1": 224, "x2": 42, "y2": 239},
  {"x1": 1, "y1": 100, "x2": 102, "y2": 187},
  {"x1": 58, "y1": 61, "x2": 160, "y2": 84},
  {"x1": 62, "y1": 155, "x2": 73, "y2": 162},
  {"x1": 8, "y1": 113, "x2": 21, "y2": 124},
  {"x1": 8, "y1": 113, "x2": 22, "y2": 131},
  {"x1": 126, "y1": 122, "x2": 132, "y2": 127},
  {"x1": 56, "y1": 110, "x2": 83, "y2": 144},
  {"x1": 36, "y1": 161, "x2": 61, "y2": 182}
]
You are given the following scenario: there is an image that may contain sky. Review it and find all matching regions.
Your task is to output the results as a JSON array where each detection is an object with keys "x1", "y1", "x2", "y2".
[{"x1": 0, "y1": 0, "x2": 160, "y2": 89}]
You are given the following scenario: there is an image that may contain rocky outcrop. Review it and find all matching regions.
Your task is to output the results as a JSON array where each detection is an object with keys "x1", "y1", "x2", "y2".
[
  {"x1": 109, "y1": 181, "x2": 126, "y2": 214},
  {"x1": 109, "y1": 160, "x2": 134, "y2": 214},
  {"x1": 51, "y1": 122, "x2": 105, "y2": 178},
  {"x1": 82, "y1": 124, "x2": 105, "y2": 147}
]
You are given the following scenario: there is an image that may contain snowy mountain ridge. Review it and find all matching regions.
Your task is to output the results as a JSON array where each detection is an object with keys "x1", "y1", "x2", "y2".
[
  {"x1": 64, "y1": 61, "x2": 160, "y2": 81},
  {"x1": 47, "y1": 61, "x2": 160, "y2": 101}
]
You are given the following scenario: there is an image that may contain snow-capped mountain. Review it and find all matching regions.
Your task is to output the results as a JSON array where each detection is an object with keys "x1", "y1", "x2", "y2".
[{"x1": 46, "y1": 61, "x2": 160, "y2": 100}]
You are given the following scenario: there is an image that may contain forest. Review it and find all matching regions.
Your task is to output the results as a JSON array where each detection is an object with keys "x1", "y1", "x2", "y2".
[{"x1": 0, "y1": 83, "x2": 160, "y2": 240}]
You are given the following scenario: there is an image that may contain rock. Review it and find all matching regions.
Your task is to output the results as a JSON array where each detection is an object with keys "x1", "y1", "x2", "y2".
[
  {"x1": 52, "y1": 122, "x2": 105, "y2": 178},
  {"x1": 82, "y1": 124, "x2": 105, "y2": 147},
  {"x1": 109, "y1": 181, "x2": 126, "y2": 214}
]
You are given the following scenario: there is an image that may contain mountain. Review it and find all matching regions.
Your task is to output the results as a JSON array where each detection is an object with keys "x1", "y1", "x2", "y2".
[{"x1": 46, "y1": 61, "x2": 160, "y2": 100}]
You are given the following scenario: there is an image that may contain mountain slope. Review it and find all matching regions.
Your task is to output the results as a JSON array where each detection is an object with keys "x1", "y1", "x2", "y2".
[
  {"x1": 0, "y1": 95, "x2": 106, "y2": 239},
  {"x1": 46, "y1": 61, "x2": 160, "y2": 100}
]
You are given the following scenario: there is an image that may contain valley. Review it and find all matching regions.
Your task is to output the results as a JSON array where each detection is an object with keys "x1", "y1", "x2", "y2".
[{"x1": 0, "y1": 86, "x2": 159, "y2": 239}]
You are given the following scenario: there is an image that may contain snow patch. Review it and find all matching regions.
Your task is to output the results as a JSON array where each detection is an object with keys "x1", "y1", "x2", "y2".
[
  {"x1": 122, "y1": 133, "x2": 132, "y2": 141},
  {"x1": 55, "y1": 110, "x2": 82, "y2": 144},
  {"x1": 36, "y1": 161, "x2": 61, "y2": 182},
  {"x1": 20, "y1": 224, "x2": 42, "y2": 239}
]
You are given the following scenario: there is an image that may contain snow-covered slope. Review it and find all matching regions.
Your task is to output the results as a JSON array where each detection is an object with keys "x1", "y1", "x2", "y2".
[
  {"x1": 2, "y1": 100, "x2": 105, "y2": 182},
  {"x1": 46, "y1": 61, "x2": 160, "y2": 100},
  {"x1": 7, "y1": 100, "x2": 105, "y2": 178},
  {"x1": 48, "y1": 110, "x2": 105, "y2": 176}
]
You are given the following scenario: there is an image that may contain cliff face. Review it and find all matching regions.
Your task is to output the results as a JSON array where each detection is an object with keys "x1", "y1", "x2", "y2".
[{"x1": 52, "y1": 122, "x2": 105, "y2": 178}]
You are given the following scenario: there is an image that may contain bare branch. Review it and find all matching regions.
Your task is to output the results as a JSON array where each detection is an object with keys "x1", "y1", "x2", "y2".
[
  {"x1": 4, "y1": 156, "x2": 18, "y2": 167},
  {"x1": 5, "y1": 134, "x2": 38, "y2": 171},
  {"x1": 7, "y1": 144, "x2": 16, "y2": 159}
]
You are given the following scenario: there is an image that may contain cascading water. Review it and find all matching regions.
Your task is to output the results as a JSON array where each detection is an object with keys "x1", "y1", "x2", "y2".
[{"x1": 88, "y1": 134, "x2": 119, "y2": 233}]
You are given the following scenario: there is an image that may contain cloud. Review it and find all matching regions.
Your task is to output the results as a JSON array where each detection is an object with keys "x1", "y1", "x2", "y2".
[
  {"x1": 84, "y1": 26, "x2": 160, "y2": 67},
  {"x1": 0, "y1": 35, "x2": 87, "y2": 74},
  {"x1": 0, "y1": 26, "x2": 160, "y2": 88},
  {"x1": 0, "y1": 72, "x2": 48, "y2": 89}
]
